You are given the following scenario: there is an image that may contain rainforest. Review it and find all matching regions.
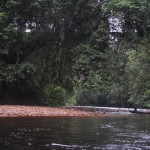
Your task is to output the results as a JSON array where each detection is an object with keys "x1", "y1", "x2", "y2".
[{"x1": 0, "y1": 0, "x2": 150, "y2": 108}]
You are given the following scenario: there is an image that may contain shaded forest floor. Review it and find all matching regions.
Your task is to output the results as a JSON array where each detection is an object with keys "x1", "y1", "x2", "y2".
[{"x1": 0, "y1": 105, "x2": 106, "y2": 118}]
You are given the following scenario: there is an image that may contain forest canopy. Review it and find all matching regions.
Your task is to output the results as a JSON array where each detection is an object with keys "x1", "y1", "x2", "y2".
[{"x1": 0, "y1": 0, "x2": 150, "y2": 108}]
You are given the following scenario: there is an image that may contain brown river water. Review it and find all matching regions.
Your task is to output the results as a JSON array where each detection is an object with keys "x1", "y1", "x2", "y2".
[{"x1": 0, "y1": 114, "x2": 150, "y2": 150}]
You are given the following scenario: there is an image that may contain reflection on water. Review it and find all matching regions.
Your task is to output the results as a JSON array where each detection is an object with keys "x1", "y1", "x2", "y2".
[{"x1": 0, "y1": 115, "x2": 150, "y2": 150}]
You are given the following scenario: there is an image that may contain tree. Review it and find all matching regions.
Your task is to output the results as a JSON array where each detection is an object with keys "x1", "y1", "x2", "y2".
[
  {"x1": 0, "y1": 0, "x2": 150, "y2": 107},
  {"x1": 126, "y1": 40, "x2": 150, "y2": 107}
]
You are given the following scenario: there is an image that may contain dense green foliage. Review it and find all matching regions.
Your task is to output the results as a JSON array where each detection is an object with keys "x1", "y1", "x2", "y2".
[{"x1": 0, "y1": 0, "x2": 150, "y2": 107}]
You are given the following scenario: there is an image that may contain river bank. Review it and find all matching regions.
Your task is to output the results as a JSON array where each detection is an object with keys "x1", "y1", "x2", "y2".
[
  {"x1": 0, "y1": 105, "x2": 150, "y2": 118},
  {"x1": 0, "y1": 105, "x2": 106, "y2": 117},
  {"x1": 63, "y1": 106, "x2": 150, "y2": 114}
]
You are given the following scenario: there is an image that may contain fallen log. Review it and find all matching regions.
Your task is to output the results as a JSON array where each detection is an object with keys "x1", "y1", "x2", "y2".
[{"x1": 129, "y1": 109, "x2": 150, "y2": 114}]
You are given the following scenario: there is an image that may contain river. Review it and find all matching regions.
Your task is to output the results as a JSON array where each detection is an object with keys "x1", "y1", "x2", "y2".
[{"x1": 0, "y1": 114, "x2": 150, "y2": 150}]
